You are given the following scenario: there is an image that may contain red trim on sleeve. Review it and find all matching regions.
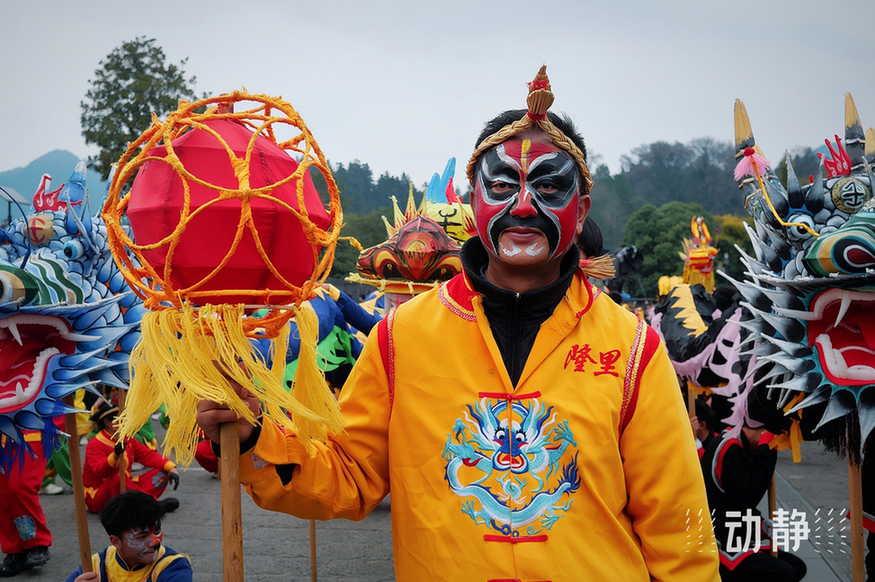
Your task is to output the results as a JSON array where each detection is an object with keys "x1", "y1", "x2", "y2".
[
  {"x1": 637, "y1": 324, "x2": 662, "y2": 379},
  {"x1": 617, "y1": 321, "x2": 651, "y2": 434},
  {"x1": 574, "y1": 276, "x2": 596, "y2": 318},
  {"x1": 377, "y1": 310, "x2": 396, "y2": 417}
]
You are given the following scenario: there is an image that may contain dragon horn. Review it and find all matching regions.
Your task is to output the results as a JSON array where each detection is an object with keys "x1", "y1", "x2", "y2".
[
  {"x1": 866, "y1": 127, "x2": 875, "y2": 165},
  {"x1": 844, "y1": 93, "x2": 866, "y2": 170},
  {"x1": 734, "y1": 99, "x2": 765, "y2": 160}
]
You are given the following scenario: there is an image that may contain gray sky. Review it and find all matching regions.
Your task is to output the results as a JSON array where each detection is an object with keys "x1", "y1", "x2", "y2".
[{"x1": 2, "y1": 0, "x2": 874, "y2": 189}]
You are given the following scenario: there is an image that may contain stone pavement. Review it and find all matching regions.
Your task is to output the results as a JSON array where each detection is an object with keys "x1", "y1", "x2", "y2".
[
  {"x1": 13, "y1": 432, "x2": 867, "y2": 581},
  {"x1": 773, "y1": 440, "x2": 862, "y2": 582},
  {"x1": 24, "y1": 439, "x2": 395, "y2": 582}
]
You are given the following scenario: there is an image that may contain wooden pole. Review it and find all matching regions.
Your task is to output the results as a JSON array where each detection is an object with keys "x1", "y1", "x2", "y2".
[
  {"x1": 309, "y1": 519, "x2": 317, "y2": 582},
  {"x1": 220, "y1": 422, "x2": 244, "y2": 581},
  {"x1": 117, "y1": 390, "x2": 126, "y2": 493},
  {"x1": 63, "y1": 395, "x2": 92, "y2": 573},
  {"x1": 768, "y1": 475, "x2": 777, "y2": 557},
  {"x1": 849, "y1": 458, "x2": 865, "y2": 582},
  {"x1": 687, "y1": 381, "x2": 696, "y2": 416}
]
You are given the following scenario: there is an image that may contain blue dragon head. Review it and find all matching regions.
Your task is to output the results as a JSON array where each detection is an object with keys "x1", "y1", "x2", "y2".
[
  {"x1": 0, "y1": 162, "x2": 144, "y2": 468},
  {"x1": 721, "y1": 96, "x2": 875, "y2": 458}
]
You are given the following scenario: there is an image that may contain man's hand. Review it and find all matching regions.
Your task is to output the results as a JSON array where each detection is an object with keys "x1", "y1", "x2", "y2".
[
  {"x1": 195, "y1": 364, "x2": 260, "y2": 444},
  {"x1": 74, "y1": 573, "x2": 99, "y2": 582},
  {"x1": 168, "y1": 468, "x2": 180, "y2": 490},
  {"x1": 113, "y1": 441, "x2": 125, "y2": 458}
]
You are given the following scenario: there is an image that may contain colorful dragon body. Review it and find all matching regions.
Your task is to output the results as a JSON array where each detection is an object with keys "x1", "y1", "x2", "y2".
[
  {"x1": 722, "y1": 96, "x2": 875, "y2": 457},
  {"x1": 0, "y1": 163, "x2": 143, "y2": 468}
]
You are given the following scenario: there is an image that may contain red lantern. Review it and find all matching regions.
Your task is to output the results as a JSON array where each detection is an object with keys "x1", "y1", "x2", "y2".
[
  {"x1": 125, "y1": 117, "x2": 329, "y2": 306},
  {"x1": 104, "y1": 92, "x2": 341, "y2": 317},
  {"x1": 102, "y1": 92, "x2": 345, "y2": 466}
]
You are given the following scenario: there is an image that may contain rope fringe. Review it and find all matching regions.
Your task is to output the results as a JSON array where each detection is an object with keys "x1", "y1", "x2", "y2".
[{"x1": 118, "y1": 305, "x2": 345, "y2": 465}]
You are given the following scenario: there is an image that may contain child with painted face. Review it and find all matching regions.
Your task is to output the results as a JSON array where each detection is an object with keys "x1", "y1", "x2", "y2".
[{"x1": 66, "y1": 490, "x2": 192, "y2": 582}]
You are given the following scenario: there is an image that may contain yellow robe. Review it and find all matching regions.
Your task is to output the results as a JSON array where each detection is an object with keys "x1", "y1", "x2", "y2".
[{"x1": 240, "y1": 271, "x2": 719, "y2": 581}]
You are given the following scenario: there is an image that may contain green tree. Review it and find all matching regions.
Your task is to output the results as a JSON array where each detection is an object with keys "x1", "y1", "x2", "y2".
[
  {"x1": 588, "y1": 164, "x2": 641, "y2": 251},
  {"x1": 775, "y1": 146, "x2": 821, "y2": 188},
  {"x1": 81, "y1": 37, "x2": 199, "y2": 180},
  {"x1": 622, "y1": 201, "x2": 711, "y2": 296},
  {"x1": 330, "y1": 209, "x2": 392, "y2": 278},
  {"x1": 712, "y1": 214, "x2": 754, "y2": 284}
]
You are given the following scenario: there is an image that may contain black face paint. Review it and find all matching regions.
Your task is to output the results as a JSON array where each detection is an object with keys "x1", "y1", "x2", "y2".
[
  {"x1": 488, "y1": 202, "x2": 560, "y2": 255},
  {"x1": 475, "y1": 143, "x2": 578, "y2": 257}
]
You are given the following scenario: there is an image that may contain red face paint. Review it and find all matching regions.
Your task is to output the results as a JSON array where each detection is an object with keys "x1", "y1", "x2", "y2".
[{"x1": 473, "y1": 136, "x2": 580, "y2": 262}]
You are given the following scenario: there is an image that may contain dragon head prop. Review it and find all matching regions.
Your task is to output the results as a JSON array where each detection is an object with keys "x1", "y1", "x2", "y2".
[
  {"x1": 0, "y1": 163, "x2": 142, "y2": 469},
  {"x1": 680, "y1": 216, "x2": 719, "y2": 292},
  {"x1": 721, "y1": 96, "x2": 875, "y2": 459},
  {"x1": 423, "y1": 158, "x2": 475, "y2": 245},
  {"x1": 348, "y1": 165, "x2": 464, "y2": 308}
]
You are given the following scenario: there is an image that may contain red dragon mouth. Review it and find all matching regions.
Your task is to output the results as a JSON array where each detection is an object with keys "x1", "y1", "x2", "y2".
[
  {"x1": 0, "y1": 315, "x2": 81, "y2": 414},
  {"x1": 806, "y1": 289, "x2": 875, "y2": 386},
  {"x1": 495, "y1": 452, "x2": 526, "y2": 470}
]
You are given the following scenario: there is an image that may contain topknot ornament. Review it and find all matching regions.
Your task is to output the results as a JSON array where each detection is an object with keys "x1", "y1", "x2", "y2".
[
  {"x1": 526, "y1": 65, "x2": 554, "y2": 120},
  {"x1": 466, "y1": 66, "x2": 593, "y2": 193}
]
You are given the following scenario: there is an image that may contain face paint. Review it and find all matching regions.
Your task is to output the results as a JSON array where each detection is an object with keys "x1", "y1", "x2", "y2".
[
  {"x1": 473, "y1": 137, "x2": 580, "y2": 261},
  {"x1": 118, "y1": 522, "x2": 163, "y2": 565},
  {"x1": 525, "y1": 243, "x2": 546, "y2": 257},
  {"x1": 500, "y1": 241, "x2": 522, "y2": 257}
]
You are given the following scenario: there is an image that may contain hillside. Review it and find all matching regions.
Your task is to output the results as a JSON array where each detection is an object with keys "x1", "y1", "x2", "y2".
[{"x1": 0, "y1": 150, "x2": 107, "y2": 219}]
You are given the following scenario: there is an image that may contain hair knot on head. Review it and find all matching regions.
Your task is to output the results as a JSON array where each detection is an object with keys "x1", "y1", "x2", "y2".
[
  {"x1": 526, "y1": 65, "x2": 554, "y2": 121},
  {"x1": 466, "y1": 66, "x2": 593, "y2": 193}
]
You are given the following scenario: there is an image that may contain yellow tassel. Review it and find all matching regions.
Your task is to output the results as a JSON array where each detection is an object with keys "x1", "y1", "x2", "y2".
[
  {"x1": 118, "y1": 304, "x2": 344, "y2": 466},
  {"x1": 766, "y1": 393, "x2": 805, "y2": 463},
  {"x1": 579, "y1": 253, "x2": 615, "y2": 280},
  {"x1": 288, "y1": 306, "x2": 347, "y2": 457},
  {"x1": 789, "y1": 421, "x2": 802, "y2": 463}
]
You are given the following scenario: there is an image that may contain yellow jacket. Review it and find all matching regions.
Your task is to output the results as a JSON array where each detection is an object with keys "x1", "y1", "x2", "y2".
[{"x1": 240, "y1": 272, "x2": 719, "y2": 581}]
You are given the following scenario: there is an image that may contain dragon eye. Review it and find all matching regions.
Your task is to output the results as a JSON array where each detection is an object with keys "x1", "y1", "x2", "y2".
[
  {"x1": 495, "y1": 428, "x2": 506, "y2": 440},
  {"x1": 63, "y1": 240, "x2": 86, "y2": 259},
  {"x1": 514, "y1": 431, "x2": 526, "y2": 443},
  {"x1": 0, "y1": 270, "x2": 27, "y2": 304},
  {"x1": 785, "y1": 213, "x2": 816, "y2": 242}
]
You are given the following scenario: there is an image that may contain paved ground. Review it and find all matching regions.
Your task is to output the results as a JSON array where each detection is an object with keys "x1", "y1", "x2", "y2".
[
  {"x1": 12, "y1": 429, "x2": 868, "y2": 581},
  {"x1": 773, "y1": 440, "x2": 860, "y2": 582},
  {"x1": 23, "y1": 427, "x2": 394, "y2": 582}
]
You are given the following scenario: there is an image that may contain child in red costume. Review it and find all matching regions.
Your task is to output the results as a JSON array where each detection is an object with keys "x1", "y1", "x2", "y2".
[{"x1": 83, "y1": 404, "x2": 180, "y2": 514}]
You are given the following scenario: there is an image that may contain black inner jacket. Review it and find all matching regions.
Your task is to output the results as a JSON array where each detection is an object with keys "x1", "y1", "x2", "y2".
[{"x1": 461, "y1": 237, "x2": 578, "y2": 387}]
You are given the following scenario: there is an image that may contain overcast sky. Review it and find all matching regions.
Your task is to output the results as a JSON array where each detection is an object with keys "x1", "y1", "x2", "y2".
[{"x1": 3, "y1": 0, "x2": 874, "y2": 190}]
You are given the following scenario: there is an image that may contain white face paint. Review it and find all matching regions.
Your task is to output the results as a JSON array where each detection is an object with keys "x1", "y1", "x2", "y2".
[
  {"x1": 525, "y1": 243, "x2": 545, "y2": 257},
  {"x1": 118, "y1": 524, "x2": 162, "y2": 564},
  {"x1": 499, "y1": 241, "x2": 522, "y2": 257}
]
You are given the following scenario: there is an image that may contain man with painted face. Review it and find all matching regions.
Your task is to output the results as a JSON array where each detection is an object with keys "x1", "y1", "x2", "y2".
[
  {"x1": 66, "y1": 490, "x2": 192, "y2": 582},
  {"x1": 196, "y1": 66, "x2": 719, "y2": 581}
]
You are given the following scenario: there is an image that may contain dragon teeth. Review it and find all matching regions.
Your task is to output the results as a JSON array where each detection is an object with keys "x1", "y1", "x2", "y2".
[
  {"x1": 834, "y1": 293, "x2": 852, "y2": 328},
  {"x1": 6, "y1": 320, "x2": 22, "y2": 346}
]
